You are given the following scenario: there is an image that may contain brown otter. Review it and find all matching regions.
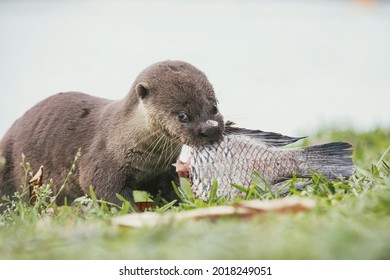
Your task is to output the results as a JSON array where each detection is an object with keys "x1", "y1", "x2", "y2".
[{"x1": 0, "y1": 60, "x2": 224, "y2": 205}]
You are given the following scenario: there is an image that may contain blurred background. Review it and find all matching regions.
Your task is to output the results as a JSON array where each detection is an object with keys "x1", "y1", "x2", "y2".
[{"x1": 0, "y1": 0, "x2": 389, "y2": 138}]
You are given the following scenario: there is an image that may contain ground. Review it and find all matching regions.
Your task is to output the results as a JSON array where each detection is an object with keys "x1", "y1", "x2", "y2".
[{"x1": 0, "y1": 128, "x2": 389, "y2": 259}]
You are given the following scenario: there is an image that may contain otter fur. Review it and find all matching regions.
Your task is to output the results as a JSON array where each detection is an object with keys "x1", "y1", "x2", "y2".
[{"x1": 0, "y1": 60, "x2": 224, "y2": 205}]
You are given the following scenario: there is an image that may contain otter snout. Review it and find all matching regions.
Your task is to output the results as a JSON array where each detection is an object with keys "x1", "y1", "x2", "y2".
[{"x1": 199, "y1": 120, "x2": 223, "y2": 141}]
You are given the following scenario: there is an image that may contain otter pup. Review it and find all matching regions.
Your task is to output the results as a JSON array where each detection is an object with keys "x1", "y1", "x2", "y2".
[{"x1": 0, "y1": 60, "x2": 224, "y2": 205}]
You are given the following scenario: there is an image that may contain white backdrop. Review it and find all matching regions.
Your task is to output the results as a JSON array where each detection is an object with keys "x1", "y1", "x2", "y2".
[{"x1": 1, "y1": 0, "x2": 389, "y2": 138}]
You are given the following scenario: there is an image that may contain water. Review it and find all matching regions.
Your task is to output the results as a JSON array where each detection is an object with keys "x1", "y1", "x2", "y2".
[{"x1": 1, "y1": 0, "x2": 389, "y2": 139}]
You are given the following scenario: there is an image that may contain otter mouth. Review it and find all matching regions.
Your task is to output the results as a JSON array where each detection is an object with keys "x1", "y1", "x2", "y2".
[
  {"x1": 185, "y1": 135, "x2": 223, "y2": 148},
  {"x1": 191, "y1": 119, "x2": 224, "y2": 147},
  {"x1": 161, "y1": 129, "x2": 221, "y2": 148},
  {"x1": 156, "y1": 119, "x2": 224, "y2": 148}
]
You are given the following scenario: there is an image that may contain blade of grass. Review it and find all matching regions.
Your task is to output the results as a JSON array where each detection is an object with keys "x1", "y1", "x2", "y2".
[
  {"x1": 231, "y1": 183, "x2": 248, "y2": 193},
  {"x1": 208, "y1": 180, "x2": 219, "y2": 205},
  {"x1": 179, "y1": 178, "x2": 194, "y2": 202},
  {"x1": 252, "y1": 170, "x2": 275, "y2": 199},
  {"x1": 157, "y1": 200, "x2": 177, "y2": 212},
  {"x1": 376, "y1": 145, "x2": 390, "y2": 169},
  {"x1": 171, "y1": 181, "x2": 185, "y2": 202},
  {"x1": 116, "y1": 193, "x2": 137, "y2": 214}
]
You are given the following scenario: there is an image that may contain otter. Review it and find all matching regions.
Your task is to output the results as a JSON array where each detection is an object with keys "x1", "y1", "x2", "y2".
[{"x1": 0, "y1": 60, "x2": 224, "y2": 205}]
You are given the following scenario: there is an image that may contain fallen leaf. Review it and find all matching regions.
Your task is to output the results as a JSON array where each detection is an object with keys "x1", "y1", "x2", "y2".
[
  {"x1": 237, "y1": 198, "x2": 316, "y2": 214},
  {"x1": 28, "y1": 165, "x2": 44, "y2": 204},
  {"x1": 113, "y1": 212, "x2": 170, "y2": 228},
  {"x1": 135, "y1": 202, "x2": 154, "y2": 212},
  {"x1": 112, "y1": 197, "x2": 316, "y2": 228}
]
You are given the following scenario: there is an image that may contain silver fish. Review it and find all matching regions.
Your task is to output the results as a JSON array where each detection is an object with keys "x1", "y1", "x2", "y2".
[{"x1": 179, "y1": 124, "x2": 354, "y2": 200}]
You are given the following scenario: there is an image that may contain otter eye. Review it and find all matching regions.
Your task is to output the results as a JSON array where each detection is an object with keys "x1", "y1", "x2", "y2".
[
  {"x1": 178, "y1": 112, "x2": 189, "y2": 123},
  {"x1": 212, "y1": 105, "x2": 219, "y2": 115}
]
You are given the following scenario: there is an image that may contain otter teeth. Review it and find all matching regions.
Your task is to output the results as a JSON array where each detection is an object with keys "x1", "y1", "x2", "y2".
[{"x1": 206, "y1": 120, "x2": 218, "y2": 127}]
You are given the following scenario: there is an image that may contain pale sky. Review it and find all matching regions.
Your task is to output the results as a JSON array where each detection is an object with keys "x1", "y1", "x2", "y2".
[{"x1": 1, "y1": 0, "x2": 389, "y2": 138}]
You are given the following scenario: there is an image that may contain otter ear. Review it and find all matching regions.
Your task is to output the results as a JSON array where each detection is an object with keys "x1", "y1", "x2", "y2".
[{"x1": 135, "y1": 82, "x2": 149, "y2": 99}]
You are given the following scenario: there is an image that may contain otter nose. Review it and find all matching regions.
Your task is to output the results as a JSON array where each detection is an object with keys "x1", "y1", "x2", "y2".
[{"x1": 199, "y1": 120, "x2": 221, "y2": 140}]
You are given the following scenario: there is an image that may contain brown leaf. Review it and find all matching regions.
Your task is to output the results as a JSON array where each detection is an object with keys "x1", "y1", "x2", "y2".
[
  {"x1": 29, "y1": 165, "x2": 43, "y2": 204},
  {"x1": 236, "y1": 198, "x2": 316, "y2": 214},
  {"x1": 135, "y1": 202, "x2": 154, "y2": 212},
  {"x1": 112, "y1": 197, "x2": 316, "y2": 228}
]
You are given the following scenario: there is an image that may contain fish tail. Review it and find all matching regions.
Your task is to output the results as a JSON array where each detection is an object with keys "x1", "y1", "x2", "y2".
[{"x1": 299, "y1": 142, "x2": 355, "y2": 179}]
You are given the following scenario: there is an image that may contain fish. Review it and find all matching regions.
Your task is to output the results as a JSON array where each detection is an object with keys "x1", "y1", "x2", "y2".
[{"x1": 176, "y1": 122, "x2": 355, "y2": 200}]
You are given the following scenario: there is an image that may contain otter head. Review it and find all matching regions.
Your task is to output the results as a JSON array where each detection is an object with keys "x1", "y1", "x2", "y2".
[{"x1": 130, "y1": 60, "x2": 224, "y2": 147}]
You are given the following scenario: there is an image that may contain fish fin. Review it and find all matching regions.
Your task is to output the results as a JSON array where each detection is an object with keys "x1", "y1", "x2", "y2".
[
  {"x1": 224, "y1": 121, "x2": 306, "y2": 147},
  {"x1": 300, "y1": 142, "x2": 355, "y2": 179}
]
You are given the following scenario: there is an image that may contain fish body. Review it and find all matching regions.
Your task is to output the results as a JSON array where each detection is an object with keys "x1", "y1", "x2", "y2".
[{"x1": 187, "y1": 127, "x2": 354, "y2": 200}]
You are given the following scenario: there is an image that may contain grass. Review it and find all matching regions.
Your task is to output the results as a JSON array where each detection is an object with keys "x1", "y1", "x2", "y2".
[{"x1": 0, "y1": 128, "x2": 389, "y2": 259}]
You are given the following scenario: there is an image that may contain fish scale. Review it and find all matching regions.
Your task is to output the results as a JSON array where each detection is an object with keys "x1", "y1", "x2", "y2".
[{"x1": 188, "y1": 131, "x2": 354, "y2": 200}]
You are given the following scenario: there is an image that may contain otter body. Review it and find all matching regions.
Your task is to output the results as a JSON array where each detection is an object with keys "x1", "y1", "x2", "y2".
[{"x1": 0, "y1": 60, "x2": 224, "y2": 205}]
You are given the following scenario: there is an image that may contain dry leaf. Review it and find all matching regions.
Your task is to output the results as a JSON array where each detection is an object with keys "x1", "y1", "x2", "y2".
[
  {"x1": 175, "y1": 206, "x2": 252, "y2": 221},
  {"x1": 237, "y1": 198, "x2": 316, "y2": 214},
  {"x1": 112, "y1": 197, "x2": 316, "y2": 228},
  {"x1": 113, "y1": 212, "x2": 171, "y2": 228},
  {"x1": 28, "y1": 165, "x2": 44, "y2": 204},
  {"x1": 135, "y1": 202, "x2": 154, "y2": 212}
]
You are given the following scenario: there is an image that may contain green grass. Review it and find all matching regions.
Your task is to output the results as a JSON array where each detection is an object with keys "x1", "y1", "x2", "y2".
[{"x1": 0, "y1": 128, "x2": 389, "y2": 259}]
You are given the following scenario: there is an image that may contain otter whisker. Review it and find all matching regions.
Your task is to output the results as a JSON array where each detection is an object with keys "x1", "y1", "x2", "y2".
[
  {"x1": 154, "y1": 137, "x2": 168, "y2": 171},
  {"x1": 145, "y1": 134, "x2": 167, "y2": 164},
  {"x1": 162, "y1": 136, "x2": 183, "y2": 172}
]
